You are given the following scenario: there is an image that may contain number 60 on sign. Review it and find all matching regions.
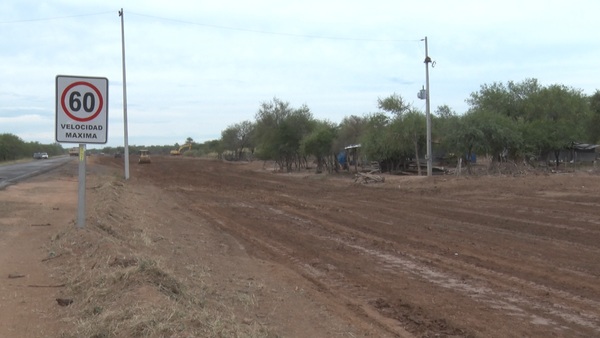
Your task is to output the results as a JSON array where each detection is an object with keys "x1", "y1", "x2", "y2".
[{"x1": 55, "y1": 75, "x2": 109, "y2": 144}]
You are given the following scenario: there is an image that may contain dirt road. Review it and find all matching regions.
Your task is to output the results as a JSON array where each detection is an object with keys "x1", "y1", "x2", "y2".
[{"x1": 1, "y1": 155, "x2": 600, "y2": 337}]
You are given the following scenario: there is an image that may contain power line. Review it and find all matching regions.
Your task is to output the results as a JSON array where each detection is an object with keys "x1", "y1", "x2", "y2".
[
  {"x1": 1, "y1": 9, "x2": 421, "y2": 43},
  {"x1": 128, "y1": 11, "x2": 419, "y2": 43},
  {"x1": 0, "y1": 11, "x2": 114, "y2": 24}
]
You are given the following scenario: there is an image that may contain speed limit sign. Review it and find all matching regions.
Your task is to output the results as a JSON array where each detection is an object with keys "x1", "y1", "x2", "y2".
[{"x1": 56, "y1": 75, "x2": 108, "y2": 144}]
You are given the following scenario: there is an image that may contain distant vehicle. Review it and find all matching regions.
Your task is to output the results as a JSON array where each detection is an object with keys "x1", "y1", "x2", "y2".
[
  {"x1": 138, "y1": 149, "x2": 151, "y2": 164},
  {"x1": 114, "y1": 152, "x2": 122, "y2": 158},
  {"x1": 170, "y1": 143, "x2": 192, "y2": 156},
  {"x1": 33, "y1": 152, "x2": 48, "y2": 159},
  {"x1": 69, "y1": 148, "x2": 78, "y2": 156}
]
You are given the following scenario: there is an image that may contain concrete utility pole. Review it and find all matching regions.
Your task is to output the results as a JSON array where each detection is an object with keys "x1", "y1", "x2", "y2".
[
  {"x1": 119, "y1": 8, "x2": 130, "y2": 180},
  {"x1": 423, "y1": 36, "x2": 433, "y2": 177}
]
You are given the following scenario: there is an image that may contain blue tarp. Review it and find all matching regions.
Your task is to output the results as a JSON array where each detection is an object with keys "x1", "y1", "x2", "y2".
[{"x1": 337, "y1": 152, "x2": 347, "y2": 166}]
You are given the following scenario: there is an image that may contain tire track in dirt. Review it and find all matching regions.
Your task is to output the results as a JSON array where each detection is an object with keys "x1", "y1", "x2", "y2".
[
  {"x1": 187, "y1": 198, "x2": 455, "y2": 337},
  {"x1": 136, "y1": 157, "x2": 600, "y2": 337},
  {"x1": 280, "y1": 179, "x2": 599, "y2": 336},
  {"x1": 257, "y1": 191, "x2": 600, "y2": 337},
  {"x1": 179, "y1": 191, "x2": 410, "y2": 337},
  {"x1": 150, "y1": 166, "x2": 456, "y2": 336},
  {"x1": 318, "y1": 190, "x2": 598, "y2": 324},
  {"x1": 178, "y1": 186, "x2": 541, "y2": 336},
  {"x1": 335, "y1": 193, "x2": 600, "y2": 281}
]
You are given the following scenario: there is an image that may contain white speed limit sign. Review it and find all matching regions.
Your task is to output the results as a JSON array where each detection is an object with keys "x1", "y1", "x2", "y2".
[{"x1": 55, "y1": 75, "x2": 109, "y2": 144}]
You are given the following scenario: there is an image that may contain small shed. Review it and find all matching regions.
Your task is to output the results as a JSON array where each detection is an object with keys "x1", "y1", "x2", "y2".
[
  {"x1": 344, "y1": 144, "x2": 361, "y2": 172},
  {"x1": 571, "y1": 143, "x2": 599, "y2": 162},
  {"x1": 544, "y1": 142, "x2": 599, "y2": 164}
]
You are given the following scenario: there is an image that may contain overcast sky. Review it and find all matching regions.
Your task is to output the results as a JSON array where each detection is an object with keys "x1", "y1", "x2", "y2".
[{"x1": 1, "y1": 1, "x2": 599, "y2": 148}]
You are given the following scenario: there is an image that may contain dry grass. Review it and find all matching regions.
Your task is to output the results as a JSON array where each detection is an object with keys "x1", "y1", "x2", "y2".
[{"x1": 46, "y1": 173, "x2": 278, "y2": 338}]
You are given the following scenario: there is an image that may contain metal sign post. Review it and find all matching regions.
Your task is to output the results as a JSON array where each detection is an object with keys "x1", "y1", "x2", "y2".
[
  {"x1": 77, "y1": 144, "x2": 86, "y2": 228},
  {"x1": 119, "y1": 8, "x2": 130, "y2": 180},
  {"x1": 56, "y1": 75, "x2": 109, "y2": 228}
]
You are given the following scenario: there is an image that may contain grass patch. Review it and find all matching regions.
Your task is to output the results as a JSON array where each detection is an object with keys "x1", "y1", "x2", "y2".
[{"x1": 47, "y1": 165, "x2": 280, "y2": 338}]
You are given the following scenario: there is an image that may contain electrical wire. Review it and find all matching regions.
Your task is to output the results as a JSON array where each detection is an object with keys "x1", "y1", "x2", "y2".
[
  {"x1": 128, "y1": 11, "x2": 419, "y2": 43},
  {"x1": 1, "y1": 9, "x2": 420, "y2": 43},
  {"x1": 0, "y1": 11, "x2": 114, "y2": 24}
]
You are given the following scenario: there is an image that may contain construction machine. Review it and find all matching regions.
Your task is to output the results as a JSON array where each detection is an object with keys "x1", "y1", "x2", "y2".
[
  {"x1": 170, "y1": 143, "x2": 192, "y2": 156},
  {"x1": 138, "y1": 149, "x2": 151, "y2": 164}
]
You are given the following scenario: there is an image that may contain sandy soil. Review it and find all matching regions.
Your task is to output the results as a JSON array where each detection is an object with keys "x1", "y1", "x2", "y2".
[{"x1": 1, "y1": 155, "x2": 600, "y2": 337}]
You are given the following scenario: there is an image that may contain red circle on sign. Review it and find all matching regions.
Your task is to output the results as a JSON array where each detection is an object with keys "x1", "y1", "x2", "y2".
[{"x1": 60, "y1": 81, "x2": 104, "y2": 122}]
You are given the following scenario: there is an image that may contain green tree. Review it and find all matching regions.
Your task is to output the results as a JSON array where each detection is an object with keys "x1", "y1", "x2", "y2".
[
  {"x1": 392, "y1": 109, "x2": 426, "y2": 174},
  {"x1": 330, "y1": 115, "x2": 368, "y2": 172},
  {"x1": 334, "y1": 115, "x2": 366, "y2": 151},
  {"x1": 0, "y1": 133, "x2": 26, "y2": 161},
  {"x1": 301, "y1": 120, "x2": 337, "y2": 173},
  {"x1": 377, "y1": 93, "x2": 410, "y2": 116},
  {"x1": 444, "y1": 112, "x2": 486, "y2": 173},
  {"x1": 526, "y1": 84, "x2": 589, "y2": 165},
  {"x1": 254, "y1": 98, "x2": 314, "y2": 171},
  {"x1": 220, "y1": 121, "x2": 255, "y2": 160},
  {"x1": 434, "y1": 104, "x2": 456, "y2": 119},
  {"x1": 360, "y1": 113, "x2": 392, "y2": 168},
  {"x1": 467, "y1": 78, "x2": 542, "y2": 120},
  {"x1": 586, "y1": 90, "x2": 600, "y2": 143},
  {"x1": 476, "y1": 110, "x2": 522, "y2": 162},
  {"x1": 358, "y1": 94, "x2": 424, "y2": 173},
  {"x1": 466, "y1": 79, "x2": 590, "y2": 166},
  {"x1": 202, "y1": 139, "x2": 223, "y2": 159},
  {"x1": 446, "y1": 109, "x2": 523, "y2": 173},
  {"x1": 433, "y1": 105, "x2": 460, "y2": 164}
]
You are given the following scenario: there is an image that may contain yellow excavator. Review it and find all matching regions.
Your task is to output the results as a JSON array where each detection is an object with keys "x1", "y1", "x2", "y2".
[
  {"x1": 170, "y1": 143, "x2": 192, "y2": 156},
  {"x1": 138, "y1": 149, "x2": 151, "y2": 164}
]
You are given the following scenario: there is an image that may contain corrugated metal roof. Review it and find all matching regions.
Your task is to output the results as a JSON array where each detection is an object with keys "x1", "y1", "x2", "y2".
[{"x1": 572, "y1": 143, "x2": 599, "y2": 150}]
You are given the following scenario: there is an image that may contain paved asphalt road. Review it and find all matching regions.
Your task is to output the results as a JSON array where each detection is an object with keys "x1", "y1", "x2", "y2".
[{"x1": 0, "y1": 156, "x2": 75, "y2": 190}]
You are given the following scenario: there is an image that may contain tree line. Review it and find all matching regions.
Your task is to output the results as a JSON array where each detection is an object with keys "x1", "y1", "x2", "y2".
[
  {"x1": 0, "y1": 133, "x2": 64, "y2": 162},
  {"x1": 219, "y1": 78, "x2": 600, "y2": 173},
  {"x1": 3, "y1": 78, "x2": 599, "y2": 174}
]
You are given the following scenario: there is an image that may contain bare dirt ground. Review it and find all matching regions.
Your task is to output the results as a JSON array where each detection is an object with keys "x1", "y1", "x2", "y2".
[{"x1": 1, "y1": 155, "x2": 600, "y2": 337}]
